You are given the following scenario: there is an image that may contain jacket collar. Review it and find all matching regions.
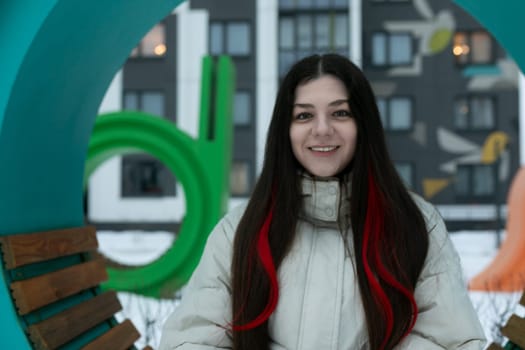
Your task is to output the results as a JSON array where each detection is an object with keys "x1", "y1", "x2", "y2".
[{"x1": 299, "y1": 173, "x2": 352, "y2": 230}]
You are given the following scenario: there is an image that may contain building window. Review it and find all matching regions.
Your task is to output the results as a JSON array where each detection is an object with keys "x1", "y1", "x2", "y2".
[
  {"x1": 455, "y1": 164, "x2": 495, "y2": 199},
  {"x1": 453, "y1": 96, "x2": 495, "y2": 130},
  {"x1": 124, "y1": 90, "x2": 165, "y2": 117},
  {"x1": 371, "y1": 32, "x2": 413, "y2": 67},
  {"x1": 230, "y1": 161, "x2": 251, "y2": 196},
  {"x1": 233, "y1": 91, "x2": 252, "y2": 126},
  {"x1": 278, "y1": 1, "x2": 349, "y2": 76},
  {"x1": 377, "y1": 96, "x2": 413, "y2": 131},
  {"x1": 210, "y1": 21, "x2": 251, "y2": 56},
  {"x1": 279, "y1": 0, "x2": 347, "y2": 9},
  {"x1": 122, "y1": 155, "x2": 175, "y2": 197},
  {"x1": 121, "y1": 90, "x2": 173, "y2": 197},
  {"x1": 452, "y1": 31, "x2": 493, "y2": 65},
  {"x1": 130, "y1": 23, "x2": 167, "y2": 58},
  {"x1": 394, "y1": 162, "x2": 414, "y2": 189}
]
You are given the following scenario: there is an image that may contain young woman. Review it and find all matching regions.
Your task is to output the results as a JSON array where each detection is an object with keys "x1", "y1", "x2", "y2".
[{"x1": 159, "y1": 54, "x2": 486, "y2": 349}]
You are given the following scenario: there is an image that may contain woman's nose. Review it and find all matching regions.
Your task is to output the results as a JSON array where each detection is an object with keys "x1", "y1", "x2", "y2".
[{"x1": 312, "y1": 116, "x2": 334, "y2": 136}]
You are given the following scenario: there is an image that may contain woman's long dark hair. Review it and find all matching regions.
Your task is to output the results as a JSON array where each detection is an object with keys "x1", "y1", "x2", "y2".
[{"x1": 230, "y1": 53, "x2": 429, "y2": 350}]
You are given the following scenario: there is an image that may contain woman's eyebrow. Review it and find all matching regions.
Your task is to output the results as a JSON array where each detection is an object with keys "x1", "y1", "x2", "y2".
[
  {"x1": 328, "y1": 99, "x2": 349, "y2": 107},
  {"x1": 293, "y1": 99, "x2": 348, "y2": 108},
  {"x1": 293, "y1": 103, "x2": 314, "y2": 108}
]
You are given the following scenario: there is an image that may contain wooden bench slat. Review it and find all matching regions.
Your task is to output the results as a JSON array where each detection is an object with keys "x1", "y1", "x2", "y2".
[
  {"x1": 27, "y1": 291, "x2": 122, "y2": 350},
  {"x1": 2, "y1": 227, "x2": 144, "y2": 349},
  {"x1": 501, "y1": 314, "x2": 525, "y2": 348},
  {"x1": 11, "y1": 259, "x2": 108, "y2": 315},
  {"x1": 81, "y1": 319, "x2": 140, "y2": 350},
  {"x1": 0, "y1": 226, "x2": 97, "y2": 269}
]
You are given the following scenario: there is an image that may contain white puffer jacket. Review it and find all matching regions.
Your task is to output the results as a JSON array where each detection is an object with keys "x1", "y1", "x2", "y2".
[{"x1": 159, "y1": 176, "x2": 486, "y2": 349}]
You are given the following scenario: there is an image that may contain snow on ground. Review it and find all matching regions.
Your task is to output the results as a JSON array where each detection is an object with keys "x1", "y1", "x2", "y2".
[
  {"x1": 98, "y1": 230, "x2": 523, "y2": 349},
  {"x1": 449, "y1": 231, "x2": 523, "y2": 348}
]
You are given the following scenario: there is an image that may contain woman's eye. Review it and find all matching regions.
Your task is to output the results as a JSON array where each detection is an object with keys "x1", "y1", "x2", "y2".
[
  {"x1": 333, "y1": 110, "x2": 351, "y2": 117},
  {"x1": 294, "y1": 112, "x2": 312, "y2": 120}
]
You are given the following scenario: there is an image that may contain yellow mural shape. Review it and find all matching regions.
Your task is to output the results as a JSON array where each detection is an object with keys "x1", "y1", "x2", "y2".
[
  {"x1": 481, "y1": 131, "x2": 509, "y2": 164},
  {"x1": 423, "y1": 178, "x2": 450, "y2": 199},
  {"x1": 429, "y1": 28, "x2": 452, "y2": 53}
]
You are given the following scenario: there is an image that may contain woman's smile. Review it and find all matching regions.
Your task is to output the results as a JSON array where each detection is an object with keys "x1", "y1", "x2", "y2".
[{"x1": 309, "y1": 145, "x2": 339, "y2": 152}]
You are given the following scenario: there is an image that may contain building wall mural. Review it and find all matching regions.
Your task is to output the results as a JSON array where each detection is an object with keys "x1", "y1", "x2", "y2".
[
  {"x1": 366, "y1": 0, "x2": 519, "y2": 212},
  {"x1": 425, "y1": 128, "x2": 511, "y2": 199},
  {"x1": 384, "y1": 0, "x2": 455, "y2": 76}
]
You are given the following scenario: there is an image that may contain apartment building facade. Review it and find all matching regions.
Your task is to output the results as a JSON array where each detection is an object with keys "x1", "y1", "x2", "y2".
[{"x1": 88, "y1": 0, "x2": 520, "y2": 231}]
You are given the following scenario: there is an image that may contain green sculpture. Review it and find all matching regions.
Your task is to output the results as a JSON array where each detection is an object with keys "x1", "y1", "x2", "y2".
[{"x1": 86, "y1": 56, "x2": 235, "y2": 298}]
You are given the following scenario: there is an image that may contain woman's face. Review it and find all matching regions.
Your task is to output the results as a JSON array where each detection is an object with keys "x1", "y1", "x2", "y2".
[{"x1": 290, "y1": 75, "x2": 357, "y2": 177}]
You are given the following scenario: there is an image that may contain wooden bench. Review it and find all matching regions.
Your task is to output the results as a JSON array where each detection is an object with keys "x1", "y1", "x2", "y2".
[
  {"x1": 487, "y1": 292, "x2": 525, "y2": 350},
  {"x1": 0, "y1": 225, "x2": 151, "y2": 350}
]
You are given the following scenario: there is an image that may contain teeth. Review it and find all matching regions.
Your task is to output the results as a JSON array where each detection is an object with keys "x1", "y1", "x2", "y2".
[{"x1": 310, "y1": 146, "x2": 337, "y2": 152}]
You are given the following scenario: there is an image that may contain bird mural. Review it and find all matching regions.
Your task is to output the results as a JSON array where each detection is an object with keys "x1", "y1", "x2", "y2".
[{"x1": 422, "y1": 128, "x2": 510, "y2": 199}]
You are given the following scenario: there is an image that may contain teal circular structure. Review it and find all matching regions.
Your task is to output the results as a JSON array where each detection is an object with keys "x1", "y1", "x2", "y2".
[
  {"x1": 0, "y1": 1, "x2": 184, "y2": 348},
  {"x1": 454, "y1": 0, "x2": 525, "y2": 74}
]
